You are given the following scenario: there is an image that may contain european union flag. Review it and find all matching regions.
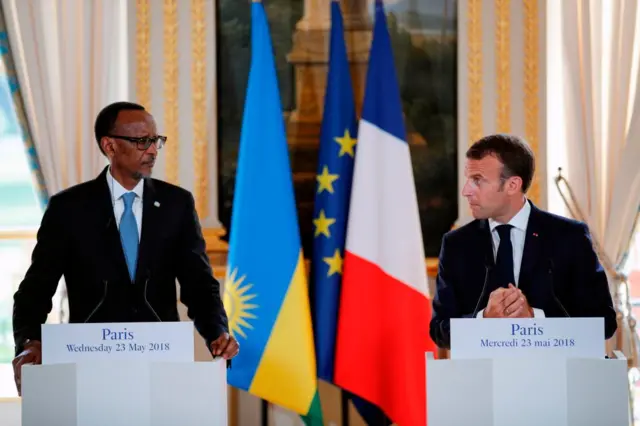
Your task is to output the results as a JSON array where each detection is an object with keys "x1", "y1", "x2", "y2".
[
  {"x1": 310, "y1": 1, "x2": 390, "y2": 424},
  {"x1": 224, "y1": 2, "x2": 322, "y2": 423}
]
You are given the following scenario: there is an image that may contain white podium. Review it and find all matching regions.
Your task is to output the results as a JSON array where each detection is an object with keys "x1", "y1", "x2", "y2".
[
  {"x1": 426, "y1": 318, "x2": 631, "y2": 426},
  {"x1": 21, "y1": 360, "x2": 227, "y2": 426},
  {"x1": 19, "y1": 322, "x2": 228, "y2": 426}
]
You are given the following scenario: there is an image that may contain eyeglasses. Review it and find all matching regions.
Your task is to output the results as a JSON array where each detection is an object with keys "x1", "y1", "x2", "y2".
[{"x1": 108, "y1": 134, "x2": 167, "y2": 151}]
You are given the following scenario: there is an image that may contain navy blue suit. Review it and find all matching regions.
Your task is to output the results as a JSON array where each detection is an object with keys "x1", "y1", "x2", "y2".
[{"x1": 429, "y1": 201, "x2": 617, "y2": 349}]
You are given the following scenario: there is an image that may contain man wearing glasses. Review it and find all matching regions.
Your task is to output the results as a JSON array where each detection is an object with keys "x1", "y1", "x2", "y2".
[{"x1": 11, "y1": 102, "x2": 238, "y2": 394}]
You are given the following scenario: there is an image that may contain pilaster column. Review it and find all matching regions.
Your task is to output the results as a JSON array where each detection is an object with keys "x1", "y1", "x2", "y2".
[
  {"x1": 286, "y1": 0, "x2": 371, "y2": 146},
  {"x1": 129, "y1": 0, "x2": 227, "y2": 257}
]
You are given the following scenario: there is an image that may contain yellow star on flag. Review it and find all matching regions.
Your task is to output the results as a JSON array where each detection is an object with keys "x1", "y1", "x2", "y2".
[
  {"x1": 316, "y1": 165, "x2": 339, "y2": 194},
  {"x1": 334, "y1": 129, "x2": 357, "y2": 157},
  {"x1": 323, "y1": 249, "x2": 343, "y2": 277},
  {"x1": 313, "y1": 209, "x2": 336, "y2": 238}
]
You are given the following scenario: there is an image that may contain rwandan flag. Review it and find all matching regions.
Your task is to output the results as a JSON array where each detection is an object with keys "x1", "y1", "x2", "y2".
[
  {"x1": 223, "y1": 1, "x2": 322, "y2": 424},
  {"x1": 311, "y1": 1, "x2": 391, "y2": 425}
]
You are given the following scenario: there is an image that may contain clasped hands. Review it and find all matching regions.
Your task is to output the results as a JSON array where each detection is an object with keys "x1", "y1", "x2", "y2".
[{"x1": 483, "y1": 284, "x2": 533, "y2": 318}]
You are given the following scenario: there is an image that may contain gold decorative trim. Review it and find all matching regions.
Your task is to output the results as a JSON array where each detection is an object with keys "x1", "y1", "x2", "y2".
[
  {"x1": 135, "y1": 0, "x2": 151, "y2": 108},
  {"x1": 467, "y1": 0, "x2": 483, "y2": 145},
  {"x1": 164, "y1": 0, "x2": 179, "y2": 184},
  {"x1": 192, "y1": 0, "x2": 208, "y2": 219},
  {"x1": 203, "y1": 227, "x2": 228, "y2": 252},
  {"x1": 75, "y1": 0, "x2": 85, "y2": 185},
  {"x1": 0, "y1": 230, "x2": 37, "y2": 240},
  {"x1": 90, "y1": 0, "x2": 101, "y2": 174},
  {"x1": 208, "y1": 257, "x2": 439, "y2": 278},
  {"x1": 524, "y1": 0, "x2": 540, "y2": 204},
  {"x1": 495, "y1": 0, "x2": 511, "y2": 133},
  {"x1": 58, "y1": 0, "x2": 69, "y2": 189}
]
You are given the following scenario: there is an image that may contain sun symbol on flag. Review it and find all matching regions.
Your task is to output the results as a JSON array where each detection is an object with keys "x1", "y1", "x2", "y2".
[{"x1": 223, "y1": 267, "x2": 258, "y2": 339}]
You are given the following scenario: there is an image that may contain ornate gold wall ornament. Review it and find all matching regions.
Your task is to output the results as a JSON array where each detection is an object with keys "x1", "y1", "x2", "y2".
[
  {"x1": 524, "y1": 0, "x2": 540, "y2": 204},
  {"x1": 495, "y1": 0, "x2": 511, "y2": 133},
  {"x1": 467, "y1": 0, "x2": 483, "y2": 145},
  {"x1": 135, "y1": 0, "x2": 151, "y2": 109},
  {"x1": 164, "y1": 0, "x2": 179, "y2": 184},
  {"x1": 192, "y1": 0, "x2": 208, "y2": 219}
]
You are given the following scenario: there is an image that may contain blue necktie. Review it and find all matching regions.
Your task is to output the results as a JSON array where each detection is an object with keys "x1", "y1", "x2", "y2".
[
  {"x1": 120, "y1": 192, "x2": 139, "y2": 281},
  {"x1": 495, "y1": 224, "x2": 515, "y2": 288}
]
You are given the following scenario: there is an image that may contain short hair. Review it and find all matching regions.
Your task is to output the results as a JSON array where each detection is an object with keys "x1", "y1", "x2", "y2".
[
  {"x1": 466, "y1": 134, "x2": 535, "y2": 192},
  {"x1": 94, "y1": 101, "x2": 146, "y2": 155}
]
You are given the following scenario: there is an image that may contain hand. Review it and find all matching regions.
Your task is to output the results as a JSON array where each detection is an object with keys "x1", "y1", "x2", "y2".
[
  {"x1": 12, "y1": 340, "x2": 42, "y2": 396},
  {"x1": 483, "y1": 285, "x2": 533, "y2": 318},
  {"x1": 210, "y1": 333, "x2": 239, "y2": 360},
  {"x1": 502, "y1": 284, "x2": 533, "y2": 318},
  {"x1": 483, "y1": 287, "x2": 509, "y2": 318}
]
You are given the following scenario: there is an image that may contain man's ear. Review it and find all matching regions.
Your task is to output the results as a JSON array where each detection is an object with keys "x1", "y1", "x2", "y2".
[
  {"x1": 507, "y1": 176, "x2": 523, "y2": 195},
  {"x1": 101, "y1": 137, "x2": 116, "y2": 159}
]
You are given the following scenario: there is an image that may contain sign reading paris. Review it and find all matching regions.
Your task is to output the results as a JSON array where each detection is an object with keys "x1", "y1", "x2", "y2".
[
  {"x1": 450, "y1": 317, "x2": 604, "y2": 359},
  {"x1": 41, "y1": 322, "x2": 194, "y2": 364}
]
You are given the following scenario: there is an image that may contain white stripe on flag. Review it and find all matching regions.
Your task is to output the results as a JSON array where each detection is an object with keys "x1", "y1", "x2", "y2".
[{"x1": 345, "y1": 119, "x2": 428, "y2": 296}]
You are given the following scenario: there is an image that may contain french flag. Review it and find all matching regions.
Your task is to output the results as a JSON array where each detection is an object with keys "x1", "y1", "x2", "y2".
[{"x1": 334, "y1": 2, "x2": 438, "y2": 425}]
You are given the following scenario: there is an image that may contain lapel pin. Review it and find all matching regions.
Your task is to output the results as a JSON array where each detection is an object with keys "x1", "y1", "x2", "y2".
[
  {"x1": 533, "y1": 232, "x2": 538, "y2": 237},
  {"x1": 154, "y1": 201, "x2": 160, "y2": 207}
]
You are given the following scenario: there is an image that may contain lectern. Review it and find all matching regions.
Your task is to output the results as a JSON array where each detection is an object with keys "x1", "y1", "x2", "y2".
[
  {"x1": 20, "y1": 322, "x2": 228, "y2": 426},
  {"x1": 426, "y1": 318, "x2": 631, "y2": 426}
]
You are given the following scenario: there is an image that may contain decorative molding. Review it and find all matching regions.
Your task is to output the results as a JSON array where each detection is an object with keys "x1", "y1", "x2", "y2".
[
  {"x1": 192, "y1": 0, "x2": 208, "y2": 219},
  {"x1": 426, "y1": 257, "x2": 438, "y2": 278},
  {"x1": 203, "y1": 227, "x2": 228, "y2": 252},
  {"x1": 135, "y1": 0, "x2": 151, "y2": 109},
  {"x1": 467, "y1": 0, "x2": 483, "y2": 145},
  {"x1": 75, "y1": 0, "x2": 85, "y2": 187},
  {"x1": 163, "y1": 0, "x2": 179, "y2": 184},
  {"x1": 524, "y1": 0, "x2": 541, "y2": 204},
  {"x1": 0, "y1": 230, "x2": 37, "y2": 240},
  {"x1": 495, "y1": 0, "x2": 511, "y2": 133},
  {"x1": 208, "y1": 256, "x2": 439, "y2": 280}
]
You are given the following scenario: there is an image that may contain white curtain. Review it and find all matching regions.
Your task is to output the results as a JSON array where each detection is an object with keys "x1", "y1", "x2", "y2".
[
  {"x1": 555, "y1": 0, "x2": 640, "y2": 361},
  {"x1": 1, "y1": 0, "x2": 129, "y2": 323},
  {"x1": 1, "y1": 0, "x2": 128, "y2": 194}
]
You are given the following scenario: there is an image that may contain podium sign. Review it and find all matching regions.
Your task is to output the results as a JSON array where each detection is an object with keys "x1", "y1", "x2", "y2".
[
  {"x1": 450, "y1": 317, "x2": 604, "y2": 359},
  {"x1": 41, "y1": 322, "x2": 195, "y2": 364}
]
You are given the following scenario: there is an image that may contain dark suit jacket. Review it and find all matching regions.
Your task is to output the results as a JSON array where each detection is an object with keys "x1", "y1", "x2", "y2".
[
  {"x1": 13, "y1": 167, "x2": 228, "y2": 355},
  {"x1": 429, "y1": 201, "x2": 617, "y2": 349}
]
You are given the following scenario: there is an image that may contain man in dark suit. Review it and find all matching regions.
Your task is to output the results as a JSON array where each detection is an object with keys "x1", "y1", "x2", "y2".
[
  {"x1": 429, "y1": 134, "x2": 617, "y2": 349},
  {"x1": 12, "y1": 102, "x2": 238, "y2": 392}
]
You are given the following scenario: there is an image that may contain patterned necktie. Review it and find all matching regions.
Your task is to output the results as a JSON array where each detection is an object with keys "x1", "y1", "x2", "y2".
[
  {"x1": 495, "y1": 224, "x2": 515, "y2": 288},
  {"x1": 120, "y1": 192, "x2": 139, "y2": 281}
]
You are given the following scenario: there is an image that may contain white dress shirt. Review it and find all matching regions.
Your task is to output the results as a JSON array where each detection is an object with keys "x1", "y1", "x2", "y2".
[
  {"x1": 477, "y1": 199, "x2": 545, "y2": 318},
  {"x1": 106, "y1": 169, "x2": 144, "y2": 241}
]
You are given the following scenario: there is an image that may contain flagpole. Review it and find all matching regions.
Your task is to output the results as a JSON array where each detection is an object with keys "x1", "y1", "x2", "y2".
[
  {"x1": 341, "y1": 391, "x2": 350, "y2": 426},
  {"x1": 261, "y1": 400, "x2": 268, "y2": 426},
  {"x1": 252, "y1": 4, "x2": 267, "y2": 426}
]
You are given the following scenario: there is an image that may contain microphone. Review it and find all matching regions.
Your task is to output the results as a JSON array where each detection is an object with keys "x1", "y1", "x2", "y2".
[
  {"x1": 548, "y1": 259, "x2": 570, "y2": 317},
  {"x1": 143, "y1": 270, "x2": 162, "y2": 322},
  {"x1": 472, "y1": 258, "x2": 493, "y2": 318},
  {"x1": 84, "y1": 280, "x2": 108, "y2": 323}
]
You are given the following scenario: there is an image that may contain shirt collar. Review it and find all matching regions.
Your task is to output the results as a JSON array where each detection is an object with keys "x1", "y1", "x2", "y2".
[
  {"x1": 107, "y1": 167, "x2": 144, "y2": 201},
  {"x1": 489, "y1": 199, "x2": 530, "y2": 232}
]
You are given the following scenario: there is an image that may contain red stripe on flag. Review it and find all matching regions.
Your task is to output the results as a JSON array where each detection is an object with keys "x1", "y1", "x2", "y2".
[{"x1": 335, "y1": 251, "x2": 437, "y2": 426}]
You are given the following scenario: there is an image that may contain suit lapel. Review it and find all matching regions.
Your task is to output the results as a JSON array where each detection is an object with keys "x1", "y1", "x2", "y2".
[
  {"x1": 95, "y1": 167, "x2": 131, "y2": 281},
  {"x1": 477, "y1": 219, "x2": 495, "y2": 268},
  {"x1": 518, "y1": 201, "x2": 543, "y2": 293},
  {"x1": 474, "y1": 219, "x2": 499, "y2": 298},
  {"x1": 134, "y1": 178, "x2": 161, "y2": 285}
]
